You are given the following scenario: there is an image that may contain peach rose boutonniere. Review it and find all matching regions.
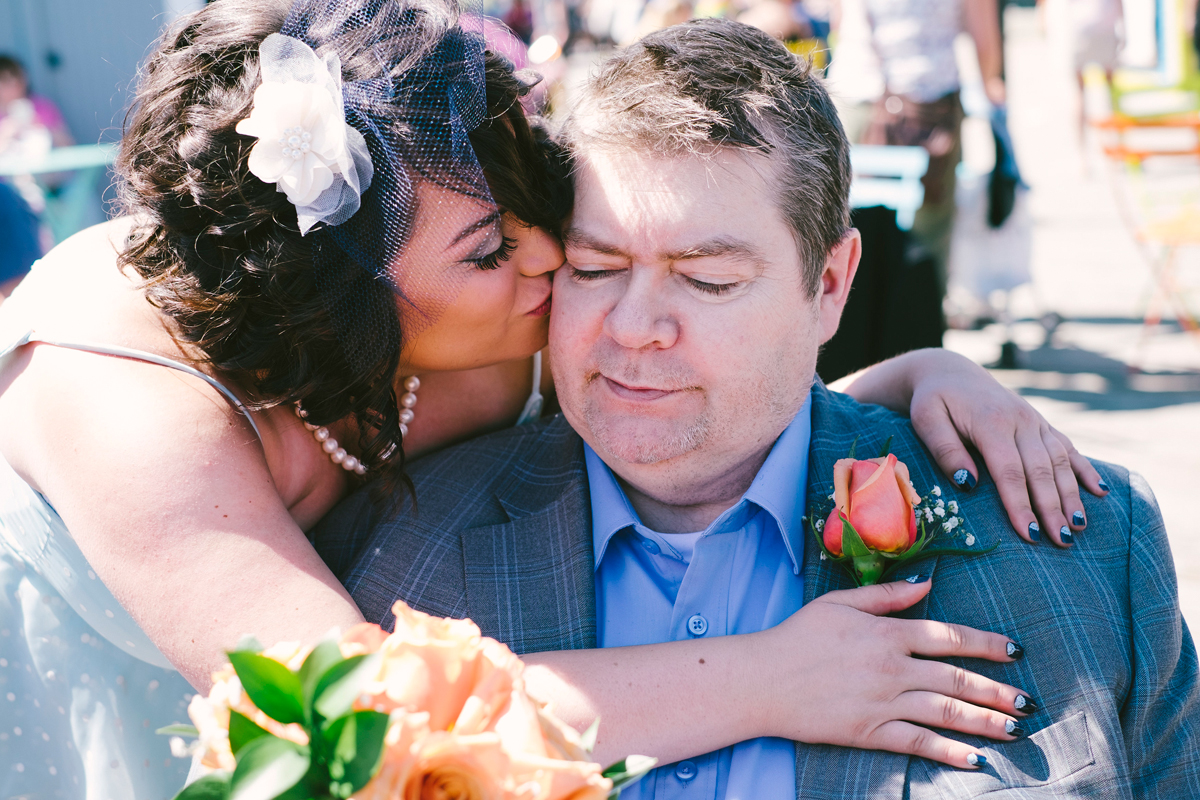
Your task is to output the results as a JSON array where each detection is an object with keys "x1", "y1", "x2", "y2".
[
  {"x1": 162, "y1": 601, "x2": 655, "y2": 800},
  {"x1": 808, "y1": 438, "x2": 995, "y2": 586}
]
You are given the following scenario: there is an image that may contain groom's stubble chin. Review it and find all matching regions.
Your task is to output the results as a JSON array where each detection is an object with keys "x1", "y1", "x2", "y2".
[
  {"x1": 567, "y1": 344, "x2": 807, "y2": 472},
  {"x1": 571, "y1": 352, "x2": 715, "y2": 465},
  {"x1": 578, "y1": 383, "x2": 716, "y2": 466}
]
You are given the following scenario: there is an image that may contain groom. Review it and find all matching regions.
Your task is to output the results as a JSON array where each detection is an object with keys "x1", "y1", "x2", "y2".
[{"x1": 316, "y1": 18, "x2": 1200, "y2": 798}]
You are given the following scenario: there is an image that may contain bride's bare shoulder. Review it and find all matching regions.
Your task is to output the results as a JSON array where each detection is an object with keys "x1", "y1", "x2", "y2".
[{"x1": 5, "y1": 217, "x2": 166, "y2": 345}]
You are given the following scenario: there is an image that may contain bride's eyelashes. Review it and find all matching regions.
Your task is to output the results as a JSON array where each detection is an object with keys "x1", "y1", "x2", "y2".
[{"x1": 466, "y1": 236, "x2": 517, "y2": 271}]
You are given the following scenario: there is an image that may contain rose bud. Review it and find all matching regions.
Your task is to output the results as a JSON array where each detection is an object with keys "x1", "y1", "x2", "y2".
[{"x1": 823, "y1": 454, "x2": 921, "y2": 557}]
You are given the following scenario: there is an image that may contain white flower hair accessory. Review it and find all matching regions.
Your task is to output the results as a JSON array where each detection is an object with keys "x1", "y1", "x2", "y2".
[{"x1": 235, "y1": 33, "x2": 373, "y2": 235}]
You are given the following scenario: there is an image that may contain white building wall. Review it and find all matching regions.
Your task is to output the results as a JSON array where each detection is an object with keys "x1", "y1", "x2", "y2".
[{"x1": 0, "y1": 0, "x2": 204, "y2": 145}]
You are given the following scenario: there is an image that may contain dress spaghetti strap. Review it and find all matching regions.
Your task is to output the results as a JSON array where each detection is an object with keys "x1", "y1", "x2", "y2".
[
  {"x1": 14, "y1": 331, "x2": 264, "y2": 445},
  {"x1": 515, "y1": 349, "x2": 545, "y2": 425}
]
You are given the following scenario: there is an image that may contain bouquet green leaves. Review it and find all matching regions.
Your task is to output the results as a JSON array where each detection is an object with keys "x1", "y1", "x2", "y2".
[{"x1": 163, "y1": 602, "x2": 654, "y2": 800}]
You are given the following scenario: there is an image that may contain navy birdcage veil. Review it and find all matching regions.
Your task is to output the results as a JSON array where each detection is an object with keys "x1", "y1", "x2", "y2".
[{"x1": 275, "y1": 0, "x2": 496, "y2": 369}]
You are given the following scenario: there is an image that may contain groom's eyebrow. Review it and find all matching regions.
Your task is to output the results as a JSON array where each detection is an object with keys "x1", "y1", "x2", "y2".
[
  {"x1": 565, "y1": 228, "x2": 767, "y2": 270},
  {"x1": 563, "y1": 228, "x2": 626, "y2": 257},
  {"x1": 665, "y1": 236, "x2": 768, "y2": 271}
]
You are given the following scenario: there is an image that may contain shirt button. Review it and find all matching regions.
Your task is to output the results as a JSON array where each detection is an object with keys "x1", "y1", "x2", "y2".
[
  {"x1": 687, "y1": 614, "x2": 708, "y2": 636},
  {"x1": 641, "y1": 538, "x2": 661, "y2": 555},
  {"x1": 675, "y1": 760, "x2": 698, "y2": 782}
]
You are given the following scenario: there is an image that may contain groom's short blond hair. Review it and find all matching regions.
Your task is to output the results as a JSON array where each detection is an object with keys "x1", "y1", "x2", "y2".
[{"x1": 562, "y1": 18, "x2": 851, "y2": 296}]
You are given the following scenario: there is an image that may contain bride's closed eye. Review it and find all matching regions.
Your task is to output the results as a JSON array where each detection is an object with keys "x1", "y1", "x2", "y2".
[{"x1": 466, "y1": 236, "x2": 517, "y2": 271}]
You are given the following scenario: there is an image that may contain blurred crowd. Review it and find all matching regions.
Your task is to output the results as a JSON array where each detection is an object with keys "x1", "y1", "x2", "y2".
[
  {"x1": 0, "y1": 54, "x2": 72, "y2": 300},
  {"x1": 1, "y1": 0, "x2": 1193, "y2": 340}
]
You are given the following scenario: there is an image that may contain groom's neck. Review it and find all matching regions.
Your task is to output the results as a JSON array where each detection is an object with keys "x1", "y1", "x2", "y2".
[{"x1": 611, "y1": 445, "x2": 772, "y2": 533}]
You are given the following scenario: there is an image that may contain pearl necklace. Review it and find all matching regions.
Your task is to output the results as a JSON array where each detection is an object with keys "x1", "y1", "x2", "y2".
[{"x1": 294, "y1": 375, "x2": 420, "y2": 476}]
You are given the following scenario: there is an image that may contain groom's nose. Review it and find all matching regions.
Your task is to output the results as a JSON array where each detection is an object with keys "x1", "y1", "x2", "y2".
[{"x1": 602, "y1": 269, "x2": 679, "y2": 351}]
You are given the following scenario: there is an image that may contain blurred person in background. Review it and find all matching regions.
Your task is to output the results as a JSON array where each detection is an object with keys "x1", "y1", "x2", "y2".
[
  {"x1": 0, "y1": 182, "x2": 41, "y2": 300},
  {"x1": 738, "y1": 0, "x2": 815, "y2": 43},
  {"x1": 832, "y1": 0, "x2": 1006, "y2": 298},
  {"x1": 0, "y1": 55, "x2": 74, "y2": 155},
  {"x1": 0, "y1": 56, "x2": 65, "y2": 299},
  {"x1": 1047, "y1": 0, "x2": 1123, "y2": 139},
  {"x1": 505, "y1": 0, "x2": 537, "y2": 42}
]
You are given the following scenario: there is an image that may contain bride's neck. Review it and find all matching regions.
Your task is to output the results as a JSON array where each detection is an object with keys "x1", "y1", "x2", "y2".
[{"x1": 394, "y1": 357, "x2": 542, "y2": 459}]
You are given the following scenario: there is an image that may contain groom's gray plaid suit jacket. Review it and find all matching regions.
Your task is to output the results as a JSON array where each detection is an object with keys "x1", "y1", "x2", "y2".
[{"x1": 315, "y1": 383, "x2": 1200, "y2": 799}]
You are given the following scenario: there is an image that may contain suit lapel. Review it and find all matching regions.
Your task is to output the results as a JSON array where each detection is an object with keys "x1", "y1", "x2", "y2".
[
  {"x1": 794, "y1": 384, "x2": 945, "y2": 799},
  {"x1": 459, "y1": 420, "x2": 599, "y2": 655}
]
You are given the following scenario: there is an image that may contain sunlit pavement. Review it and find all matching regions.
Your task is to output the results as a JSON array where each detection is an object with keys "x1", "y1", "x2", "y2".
[{"x1": 946, "y1": 6, "x2": 1200, "y2": 625}]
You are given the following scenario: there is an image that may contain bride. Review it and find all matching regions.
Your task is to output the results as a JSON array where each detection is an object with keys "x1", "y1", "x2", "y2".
[{"x1": 0, "y1": 0, "x2": 1102, "y2": 797}]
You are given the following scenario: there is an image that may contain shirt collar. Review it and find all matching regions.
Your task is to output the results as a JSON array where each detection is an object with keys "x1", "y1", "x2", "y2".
[{"x1": 586, "y1": 392, "x2": 813, "y2": 574}]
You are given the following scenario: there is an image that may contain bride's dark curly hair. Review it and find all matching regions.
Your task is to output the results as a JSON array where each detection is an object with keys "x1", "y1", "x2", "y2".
[{"x1": 115, "y1": 0, "x2": 570, "y2": 495}]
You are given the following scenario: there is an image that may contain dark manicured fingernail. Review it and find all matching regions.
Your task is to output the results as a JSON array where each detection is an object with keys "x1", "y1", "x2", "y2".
[
  {"x1": 1006, "y1": 641, "x2": 1024, "y2": 660},
  {"x1": 1014, "y1": 694, "x2": 1040, "y2": 713},
  {"x1": 1060, "y1": 526, "x2": 1073, "y2": 544},
  {"x1": 905, "y1": 573, "x2": 931, "y2": 584},
  {"x1": 1098, "y1": 479, "x2": 1110, "y2": 492},
  {"x1": 1028, "y1": 521, "x2": 1041, "y2": 541},
  {"x1": 1072, "y1": 510, "x2": 1085, "y2": 527},
  {"x1": 953, "y1": 468, "x2": 977, "y2": 489},
  {"x1": 967, "y1": 753, "x2": 987, "y2": 767},
  {"x1": 1005, "y1": 719, "x2": 1026, "y2": 737}
]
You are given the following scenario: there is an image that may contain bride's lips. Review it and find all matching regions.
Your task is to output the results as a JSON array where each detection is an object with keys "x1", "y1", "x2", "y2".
[
  {"x1": 602, "y1": 376, "x2": 677, "y2": 402},
  {"x1": 527, "y1": 293, "x2": 552, "y2": 317}
]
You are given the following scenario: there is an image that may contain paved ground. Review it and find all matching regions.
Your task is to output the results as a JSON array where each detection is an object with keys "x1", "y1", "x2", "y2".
[{"x1": 947, "y1": 7, "x2": 1200, "y2": 625}]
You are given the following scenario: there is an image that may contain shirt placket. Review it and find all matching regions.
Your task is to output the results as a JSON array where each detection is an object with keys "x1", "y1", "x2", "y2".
[
  {"x1": 637, "y1": 521, "x2": 737, "y2": 800},
  {"x1": 650, "y1": 750, "x2": 721, "y2": 800},
  {"x1": 668, "y1": 517, "x2": 741, "y2": 642}
]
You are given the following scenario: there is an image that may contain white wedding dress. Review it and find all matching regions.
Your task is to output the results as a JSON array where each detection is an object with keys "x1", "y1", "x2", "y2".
[
  {"x1": 0, "y1": 339, "x2": 224, "y2": 798},
  {"x1": 0, "y1": 266, "x2": 546, "y2": 799}
]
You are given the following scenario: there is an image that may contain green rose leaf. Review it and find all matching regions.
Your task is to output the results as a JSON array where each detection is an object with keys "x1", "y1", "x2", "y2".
[
  {"x1": 877, "y1": 436, "x2": 893, "y2": 458},
  {"x1": 320, "y1": 710, "x2": 391, "y2": 796},
  {"x1": 603, "y1": 755, "x2": 658, "y2": 798},
  {"x1": 299, "y1": 639, "x2": 345, "y2": 720},
  {"x1": 235, "y1": 635, "x2": 265, "y2": 654},
  {"x1": 157, "y1": 724, "x2": 200, "y2": 737},
  {"x1": 172, "y1": 773, "x2": 231, "y2": 800},
  {"x1": 228, "y1": 710, "x2": 272, "y2": 757},
  {"x1": 227, "y1": 651, "x2": 305, "y2": 726},
  {"x1": 839, "y1": 515, "x2": 872, "y2": 559},
  {"x1": 313, "y1": 653, "x2": 382, "y2": 722},
  {"x1": 851, "y1": 553, "x2": 888, "y2": 586},
  {"x1": 580, "y1": 718, "x2": 600, "y2": 754},
  {"x1": 807, "y1": 516, "x2": 848, "y2": 563},
  {"x1": 903, "y1": 543, "x2": 999, "y2": 560},
  {"x1": 228, "y1": 736, "x2": 310, "y2": 800}
]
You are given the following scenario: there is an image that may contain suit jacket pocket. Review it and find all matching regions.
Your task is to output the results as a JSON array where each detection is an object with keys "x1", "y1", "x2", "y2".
[{"x1": 907, "y1": 711, "x2": 1097, "y2": 798}]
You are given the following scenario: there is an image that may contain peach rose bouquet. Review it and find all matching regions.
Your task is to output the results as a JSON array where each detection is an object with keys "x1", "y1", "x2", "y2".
[
  {"x1": 808, "y1": 439, "x2": 993, "y2": 585},
  {"x1": 162, "y1": 602, "x2": 654, "y2": 800}
]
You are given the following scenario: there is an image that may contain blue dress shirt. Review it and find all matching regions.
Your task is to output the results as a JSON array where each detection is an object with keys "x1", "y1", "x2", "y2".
[{"x1": 587, "y1": 395, "x2": 813, "y2": 800}]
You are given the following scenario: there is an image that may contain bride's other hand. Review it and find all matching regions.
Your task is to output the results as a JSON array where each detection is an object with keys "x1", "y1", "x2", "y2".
[
  {"x1": 832, "y1": 348, "x2": 1107, "y2": 548},
  {"x1": 753, "y1": 578, "x2": 1030, "y2": 769}
]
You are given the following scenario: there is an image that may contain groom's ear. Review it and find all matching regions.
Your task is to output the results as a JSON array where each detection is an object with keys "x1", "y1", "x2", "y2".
[{"x1": 817, "y1": 229, "x2": 861, "y2": 346}]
